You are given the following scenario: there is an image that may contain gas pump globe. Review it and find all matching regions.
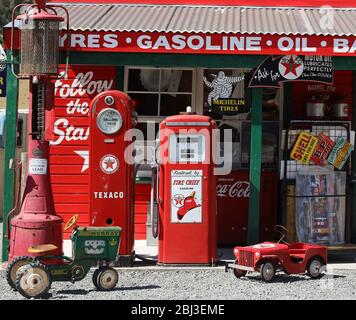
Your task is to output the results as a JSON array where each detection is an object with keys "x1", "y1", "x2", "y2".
[
  {"x1": 18, "y1": 9, "x2": 62, "y2": 76},
  {"x1": 11, "y1": 0, "x2": 69, "y2": 78},
  {"x1": 6, "y1": 0, "x2": 69, "y2": 261}
]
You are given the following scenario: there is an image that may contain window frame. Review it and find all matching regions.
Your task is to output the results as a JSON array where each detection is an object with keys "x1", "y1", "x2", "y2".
[{"x1": 124, "y1": 66, "x2": 197, "y2": 122}]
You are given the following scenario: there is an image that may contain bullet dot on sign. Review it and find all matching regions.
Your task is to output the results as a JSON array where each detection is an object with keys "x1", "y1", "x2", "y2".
[
  {"x1": 321, "y1": 41, "x2": 327, "y2": 47},
  {"x1": 126, "y1": 37, "x2": 132, "y2": 44},
  {"x1": 266, "y1": 40, "x2": 273, "y2": 46}
]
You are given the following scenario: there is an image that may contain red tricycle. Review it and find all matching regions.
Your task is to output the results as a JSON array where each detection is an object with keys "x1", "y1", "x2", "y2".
[{"x1": 225, "y1": 225, "x2": 328, "y2": 282}]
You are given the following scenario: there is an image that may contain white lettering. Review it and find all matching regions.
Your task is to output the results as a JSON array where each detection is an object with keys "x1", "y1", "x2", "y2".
[
  {"x1": 206, "y1": 36, "x2": 221, "y2": 50},
  {"x1": 55, "y1": 71, "x2": 113, "y2": 98},
  {"x1": 333, "y1": 39, "x2": 349, "y2": 53},
  {"x1": 71, "y1": 34, "x2": 86, "y2": 48},
  {"x1": 66, "y1": 99, "x2": 89, "y2": 115},
  {"x1": 88, "y1": 34, "x2": 101, "y2": 48},
  {"x1": 137, "y1": 35, "x2": 152, "y2": 49},
  {"x1": 103, "y1": 34, "x2": 119, "y2": 48},
  {"x1": 152, "y1": 35, "x2": 171, "y2": 50},
  {"x1": 51, "y1": 118, "x2": 89, "y2": 146},
  {"x1": 187, "y1": 35, "x2": 204, "y2": 50},
  {"x1": 171, "y1": 35, "x2": 186, "y2": 50},
  {"x1": 246, "y1": 37, "x2": 261, "y2": 51},
  {"x1": 278, "y1": 37, "x2": 294, "y2": 52}
]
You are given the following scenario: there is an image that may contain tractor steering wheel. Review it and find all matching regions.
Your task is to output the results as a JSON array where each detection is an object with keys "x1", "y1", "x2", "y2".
[
  {"x1": 64, "y1": 214, "x2": 79, "y2": 231},
  {"x1": 274, "y1": 225, "x2": 288, "y2": 244}
]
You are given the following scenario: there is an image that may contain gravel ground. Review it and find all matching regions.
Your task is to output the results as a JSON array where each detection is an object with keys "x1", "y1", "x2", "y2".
[
  {"x1": 1, "y1": 268, "x2": 356, "y2": 300},
  {"x1": 1, "y1": 222, "x2": 356, "y2": 300}
]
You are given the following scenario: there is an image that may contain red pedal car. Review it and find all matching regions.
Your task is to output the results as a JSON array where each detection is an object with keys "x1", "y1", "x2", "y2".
[{"x1": 225, "y1": 225, "x2": 328, "y2": 282}]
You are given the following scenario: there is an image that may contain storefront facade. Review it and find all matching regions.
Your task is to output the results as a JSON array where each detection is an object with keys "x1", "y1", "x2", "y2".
[{"x1": 3, "y1": 0, "x2": 356, "y2": 260}]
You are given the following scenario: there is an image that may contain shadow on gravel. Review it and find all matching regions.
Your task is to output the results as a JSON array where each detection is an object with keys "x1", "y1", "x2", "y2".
[
  {"x1": 57, "y1": 289, "x2": 90, "y2": 295},
  {"x1": 56, "y1": 285, "x2": 161, "y2": 296},
  {"x1": 239, "y1": 273, "x2": 346, "y2": 283},
  {"x1": 114, "y1": 284, "x2": 161, "y2": 291}
]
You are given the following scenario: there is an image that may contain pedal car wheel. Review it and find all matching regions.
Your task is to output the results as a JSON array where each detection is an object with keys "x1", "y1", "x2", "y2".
[
  {"x1": 307, "y1": 257, "x2": 324, "y2": 279},
  {"x1": 6, "y1": 256, "x2": 34, "y2": 290},
  {"x1": 97, "y1": 267, "x2": 118, "y2": 291},
  {"x1": 233, "y1": 260, "x2": 247, "y2": 279},
  {"x1": 92, "y1": 268, "x2": 101, "y2": 289},
  {"x1": 260, "y1": 262, "x2": 275, "y2": 282},
  {"x1": 16, "y1": 262, "x2": 52, "y2": 299}
]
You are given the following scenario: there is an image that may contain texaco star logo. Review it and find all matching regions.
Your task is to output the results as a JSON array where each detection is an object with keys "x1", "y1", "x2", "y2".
[
  {"x1": 100, "y1": 154, "x2": 119, "y2": 174},
  {"x1": 172, "y1": 194, "x2": 185, "y2": 208},
  {"x1": 278, "y1": 55, "x2": 304, "y2": 80}
]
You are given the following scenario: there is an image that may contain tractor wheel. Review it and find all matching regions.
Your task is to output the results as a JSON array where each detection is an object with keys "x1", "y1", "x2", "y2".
[
  {"x1": 16, "y1": 261, "x2": 52, "y2": 299},
  {"x1": 6, "y1": 256, "x2": 34, "y2": 290},
  {"x1": 307, "y1": 257, "x2": 325, "y2": 279},
  {"x1": 260, "y1": 262, "x2": 275, "y2": 282},
  {"x1": 96, "y1": 267, "x2": 118, "y2": 291},
  {"x1": 233, "y1": 260, "x2": 247, "y2": 279},
  {"x1": 92, "y1": 268, "x2": 101, "y2": 289}
]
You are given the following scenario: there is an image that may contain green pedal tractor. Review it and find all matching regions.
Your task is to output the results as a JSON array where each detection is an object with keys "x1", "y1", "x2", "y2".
[{"x1": 6, "y1": 215, "x2": 123, "y2": 299}]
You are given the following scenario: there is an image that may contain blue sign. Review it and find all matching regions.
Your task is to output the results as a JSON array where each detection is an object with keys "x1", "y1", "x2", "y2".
[{"x1": 0, "y1": 62, "x2": 7, "y2": 97}]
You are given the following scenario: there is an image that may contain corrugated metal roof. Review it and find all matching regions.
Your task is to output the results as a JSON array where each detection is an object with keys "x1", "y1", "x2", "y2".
[{"x1": 36, "y1": 4, "x2": 356, "y2": 35}]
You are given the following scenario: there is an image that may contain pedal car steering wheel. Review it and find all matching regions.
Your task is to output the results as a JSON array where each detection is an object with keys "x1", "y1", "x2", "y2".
[
  {"x1": 274, "y1": 225, "x2": 288, "y2": 244},
  {"x1": 64, "y1": 214, "x2": 79, "y2": 231}
]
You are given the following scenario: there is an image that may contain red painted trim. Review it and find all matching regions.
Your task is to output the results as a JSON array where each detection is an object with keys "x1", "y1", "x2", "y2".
[{"x1": 47, "y1": 0, "x2": 356, "y2": 8}]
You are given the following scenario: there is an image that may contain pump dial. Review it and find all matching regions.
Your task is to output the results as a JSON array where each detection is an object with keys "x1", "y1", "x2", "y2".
[{"x1": 97, "y1": 108, "x2": 123, "y2": 135}]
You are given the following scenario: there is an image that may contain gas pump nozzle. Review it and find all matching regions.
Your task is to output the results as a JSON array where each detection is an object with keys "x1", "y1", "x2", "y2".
[{"x1": 149, "y1": 139, "x2": 160, "y2": 239}]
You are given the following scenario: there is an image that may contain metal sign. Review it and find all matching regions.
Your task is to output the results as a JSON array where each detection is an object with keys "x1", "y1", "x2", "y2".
[
  {"x1": 249, "y1": 55, "x2": 334, "y2": 88},
  {"x1": 6, "y1": 29, "x2": 356, "y2": 56},
  {"x1": 290, "y1": 131, "x2": 318, "y2": 165}
]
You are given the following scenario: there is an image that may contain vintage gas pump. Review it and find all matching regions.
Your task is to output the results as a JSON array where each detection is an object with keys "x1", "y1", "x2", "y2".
[
  {"x1": 6, "y1": 0, "x2": 69, "y2": 260},
  {"x1": 156, "y1": 107, "x2": 218, "y2": 265},
  {"x1": 89, "y1": 90, "x2": 136, "y2": 266}
]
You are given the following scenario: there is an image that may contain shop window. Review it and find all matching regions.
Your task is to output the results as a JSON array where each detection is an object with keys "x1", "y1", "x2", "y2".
[
  {"x1": 126, "y1": 68, "x2": 194, "y2": 119},
  {"x1": 126, "y1": 67, "x2": 194, "y2": 179}
]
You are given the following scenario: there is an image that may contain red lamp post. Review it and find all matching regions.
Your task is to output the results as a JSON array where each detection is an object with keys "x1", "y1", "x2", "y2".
[{"x1": 6, "y1": 0, "x2": 69, "y2": 261}]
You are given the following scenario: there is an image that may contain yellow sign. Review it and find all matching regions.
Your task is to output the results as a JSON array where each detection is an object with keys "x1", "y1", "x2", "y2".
[{"x1": 290, "y1": 132, "x2": 318, "y2": 164}]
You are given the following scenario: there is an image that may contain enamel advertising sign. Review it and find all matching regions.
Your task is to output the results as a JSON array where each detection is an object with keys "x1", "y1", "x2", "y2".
[
  {"x1": 249, "y1": 55, "x2": 333, "y2": 87},
  {"x1": 290, "y1": 132, "x2": 318, "y2": 164},
  {"x1": 171, "y1": 170, "x2": 202, "y2": 224},
  {"x1": 310, "y1": 133, "x2": 335, "y2": 165},
  {"x1": 328, "y1": 138, "x2": 353, "y2": 170}
]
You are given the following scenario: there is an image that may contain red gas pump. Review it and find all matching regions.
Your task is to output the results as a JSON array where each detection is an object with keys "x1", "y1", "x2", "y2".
[
  {"x1": 5, "y1": 0, "x2": 69, "y2": 261},
  {"x1": 157, "y1": 108, "x2": 218, "y2": 265},
  {"x1": 89, "y1": 90, "x2": 136, "y2": 266}
]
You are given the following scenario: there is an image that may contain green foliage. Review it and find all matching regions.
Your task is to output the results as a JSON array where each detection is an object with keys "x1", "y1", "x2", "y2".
[{"x1": 0, "y1": 0, "x2": 33, "y2": 44}]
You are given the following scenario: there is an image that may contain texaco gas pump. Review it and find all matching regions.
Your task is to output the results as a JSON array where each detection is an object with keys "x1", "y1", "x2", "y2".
[
  {"x1": 5, "y1": 0, "x2": 69, "y2": 260},
  {"x1": 151, "y1": 107, "x2": 218, "y2": 265},
  {"x1": 90, "y1": 91, "x2": 136, "y2": 266}
]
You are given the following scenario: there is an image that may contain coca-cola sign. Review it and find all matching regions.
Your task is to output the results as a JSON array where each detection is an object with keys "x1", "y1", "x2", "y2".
[{"x1": 216, "y1": 180, "x2": 250, "y2": 198}]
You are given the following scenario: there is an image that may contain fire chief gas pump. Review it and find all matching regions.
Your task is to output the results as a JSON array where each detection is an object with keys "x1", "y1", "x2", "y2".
[
  {"x1": 156, "y1": 108, "x2": 217, "y2": 265},
  {"x1": 90, "y1": 90, "x2": 136, "y2": 266}
]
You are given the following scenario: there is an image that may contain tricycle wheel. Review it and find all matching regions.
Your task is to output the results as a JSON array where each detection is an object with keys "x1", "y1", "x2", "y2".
[
  {"x1": 16, "y1": 261, "x2": 52, "y2": 299},
  {"x1": 96, "y1": 266, "x2": 118, "y2": 291},
  {"x1": 260, "y1": 262, "x2": 275, "y2": 282},
  {"x1": 6, "y1": 256, "x2": 34, "y2": 290},
  {"x1": 307, "y1": 257, "x2": 325, "y2": 279},
  {"x1": 233, "y1": 260, "x2": 247, "y2": 279}
]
